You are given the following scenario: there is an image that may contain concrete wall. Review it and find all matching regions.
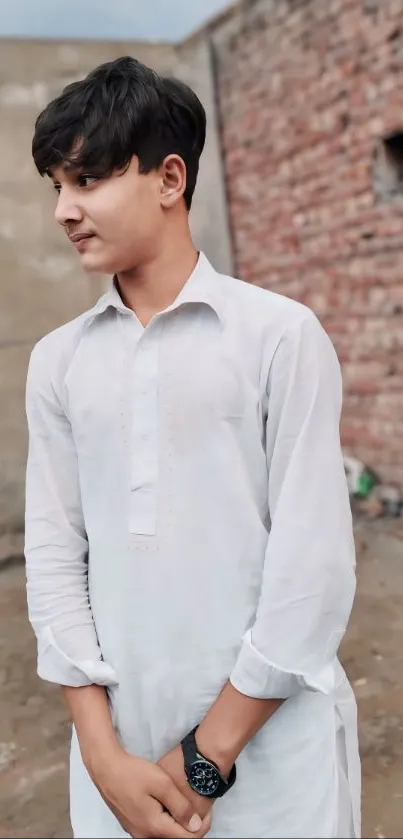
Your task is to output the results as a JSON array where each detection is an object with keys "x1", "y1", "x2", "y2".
[
  {"x1": 0, "y1": 37, "x2": 233, "y2": 534},
  {"x1": 176, "y1": 35, "x2": 234, "y2": 277}
]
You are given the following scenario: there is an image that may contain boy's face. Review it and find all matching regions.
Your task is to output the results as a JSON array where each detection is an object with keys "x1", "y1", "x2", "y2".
[{"x1": 50, "y1": 156, "x2": 167, "y2": 275}]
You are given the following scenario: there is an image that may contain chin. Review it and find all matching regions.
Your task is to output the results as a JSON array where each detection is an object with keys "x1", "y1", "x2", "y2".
[
  {"x1": 80, "y1": 248, "x2": 140, "y2": 276},
  {"x1": 80, "y1": 254, "x2": 115, "y2": 275}
]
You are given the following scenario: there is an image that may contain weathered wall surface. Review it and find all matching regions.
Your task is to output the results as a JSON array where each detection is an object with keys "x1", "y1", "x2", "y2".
[
  {"x1": 211, "y1": 0, "x2": 403, "y2": 487},
  {"x1": 3, "y1": 0, "x2": 403, "y2": 536},
  {"x1": 177, "y1": 36, "x2": 234, "y2": 276},
  {"x1": 0, "y1": 37, "x2": 232, "y2": 533}
]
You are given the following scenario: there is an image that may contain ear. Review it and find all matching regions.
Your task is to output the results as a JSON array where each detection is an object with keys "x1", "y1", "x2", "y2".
[{"x1": 160, "y1": 154, "x2": 187, "y2": 208}]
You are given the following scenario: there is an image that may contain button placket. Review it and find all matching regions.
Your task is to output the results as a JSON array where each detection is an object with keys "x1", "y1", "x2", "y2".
[
  {"x1": 158, "y1": 317, "x2": 179, "y2": 537},
  {"x1": 128, "y1": 328, "x2": 160, "y2": 537}
]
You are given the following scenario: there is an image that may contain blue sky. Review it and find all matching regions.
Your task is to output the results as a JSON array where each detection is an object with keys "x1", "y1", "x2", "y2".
[{"x1": 0, "y1": 0, "x2": 231, "y2": 41}]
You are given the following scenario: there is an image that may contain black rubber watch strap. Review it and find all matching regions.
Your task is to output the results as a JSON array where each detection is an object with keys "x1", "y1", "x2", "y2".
[
  {"x1": 181, "y1": 726, "x2": 199, "y2": 767},
  {"x1": 222, "y1": 761, "x2": 237, "y2": 792}
]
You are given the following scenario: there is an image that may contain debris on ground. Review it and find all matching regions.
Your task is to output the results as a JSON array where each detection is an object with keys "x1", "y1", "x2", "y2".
[{"x1": 344, "y1": 455, "x2": 402, "y2": 519}]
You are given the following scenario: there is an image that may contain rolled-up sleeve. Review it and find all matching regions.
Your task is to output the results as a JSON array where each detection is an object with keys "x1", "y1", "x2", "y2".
[
  {"x1": 24, "y1": 342, "x2": 118, "y2": 688},
  {"x1": 230, "y1": 311, "x2": 356, "y2": 699}
]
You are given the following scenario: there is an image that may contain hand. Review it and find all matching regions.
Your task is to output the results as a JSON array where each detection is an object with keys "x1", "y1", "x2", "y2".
[
  {"x1": 158, "y1": 744, "x2": 214, "y2": 827},
  {"x1": 89, "y1": 742, "x2": 211, "y2": 838}
]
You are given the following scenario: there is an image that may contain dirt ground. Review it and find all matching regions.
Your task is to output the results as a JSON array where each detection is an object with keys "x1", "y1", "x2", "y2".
[{"x1": 0, "y1": 522, "x2": 402, "y2": 839}]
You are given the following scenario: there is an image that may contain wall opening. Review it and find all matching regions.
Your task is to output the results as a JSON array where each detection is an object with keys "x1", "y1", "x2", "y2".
[{"x1": 373, "y1": 131, "x2": 403, "y2": 202}]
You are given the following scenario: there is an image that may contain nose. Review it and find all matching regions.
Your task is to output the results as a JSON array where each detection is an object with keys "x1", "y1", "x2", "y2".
[{"x1": 54, "y1": 186, "x2": 84, "y2": 227}]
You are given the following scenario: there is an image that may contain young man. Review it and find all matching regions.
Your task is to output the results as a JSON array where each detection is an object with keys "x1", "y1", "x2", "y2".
[{"x1": 25, "y1": 56, "x2": 360, "y2": 838}]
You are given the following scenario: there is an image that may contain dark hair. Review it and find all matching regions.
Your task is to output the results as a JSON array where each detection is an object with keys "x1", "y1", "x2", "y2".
[{"x1": 32, "y1": 56, "x2": 206, "y2": 210}]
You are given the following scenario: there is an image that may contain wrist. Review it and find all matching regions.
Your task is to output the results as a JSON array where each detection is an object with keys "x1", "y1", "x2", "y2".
[
  {"x1": 194, "y1": 722, "x2": 239, "y2": 779},
  {"x1": 82, "y1": 732, "x2": 124, "y2": 784},
  {"x1": 194, "y1": 680, "x2": 283, "y2": 779},
  {"x1": 61, "y1": 684, "x2": 123, "y2": 785}
]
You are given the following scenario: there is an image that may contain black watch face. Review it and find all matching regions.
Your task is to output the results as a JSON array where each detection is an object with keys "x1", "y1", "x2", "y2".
[{"x1": 189, "y1": 760, "x2": 220, "y2": 796}]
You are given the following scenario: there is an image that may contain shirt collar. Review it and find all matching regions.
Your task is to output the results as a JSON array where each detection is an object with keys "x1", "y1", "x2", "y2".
[{"x1": 82, "y1": 252, "x2": 225, "y2": 328}]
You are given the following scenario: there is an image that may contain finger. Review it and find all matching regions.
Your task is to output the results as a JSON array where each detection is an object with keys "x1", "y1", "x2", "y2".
[
  {"x1": 156, "y1": 777, "x2": 202, "y2": 833},
  {"x1": 199, "y1": 811, "x2": 212, "y2": 837},
  {"x1": 154, "y1": 810, "x2": 210, "y2": 839},
  {"x1": 105, "y1": 802, "x2": 135, "y2": 837}
]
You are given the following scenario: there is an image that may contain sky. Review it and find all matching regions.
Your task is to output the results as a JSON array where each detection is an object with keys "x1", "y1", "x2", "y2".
[{"x1": 0, "y1": 0, "x2": 231, "y2": 42}]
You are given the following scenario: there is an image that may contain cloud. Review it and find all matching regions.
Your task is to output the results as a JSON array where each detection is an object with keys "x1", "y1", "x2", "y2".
[{"x1": 0, "y1": 0, "x2": 230, "y2": 41}]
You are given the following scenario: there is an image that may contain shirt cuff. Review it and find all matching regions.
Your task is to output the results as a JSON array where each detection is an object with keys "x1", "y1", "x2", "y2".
[
  {"x1": 229, "y1": 629, "x2": 336, "y2": 699},
  {"x1": 37, "y1": 626, "x2": 119, "y2": 688}
]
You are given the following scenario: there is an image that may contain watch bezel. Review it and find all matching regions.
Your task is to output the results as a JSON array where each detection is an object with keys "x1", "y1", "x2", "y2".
[{"x1": 187, "y1": 757, "x2": 221, "y2": 797}]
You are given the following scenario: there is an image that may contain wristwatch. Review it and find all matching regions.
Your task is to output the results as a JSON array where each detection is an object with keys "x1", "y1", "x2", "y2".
[{"x1": 181, "y1": 726, "x2": 236, "y2": 798}]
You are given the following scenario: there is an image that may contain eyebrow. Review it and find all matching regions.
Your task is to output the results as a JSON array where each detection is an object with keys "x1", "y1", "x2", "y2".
[{"x1": 46, "y1": 162, "x2": 83, "y2": 181}]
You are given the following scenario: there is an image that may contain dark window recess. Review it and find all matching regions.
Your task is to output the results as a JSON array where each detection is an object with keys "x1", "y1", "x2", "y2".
[
  {"x1": 388, "y1": 27, "x2": 401, "y2": 43},
  {"x1": 340, "y1": 113, "x2": 350, "y2": 130},
  {"x1": 372, "y1": 132, "x2": 403, "y2": 202},
  {"x1": 363, "y1": 0, "x2": 378, "y2": 13}
]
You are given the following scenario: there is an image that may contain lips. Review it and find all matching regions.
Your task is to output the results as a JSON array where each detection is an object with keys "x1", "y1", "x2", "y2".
[{"x1": 69, "y1": 232, "x2": 94, "y2": 243}]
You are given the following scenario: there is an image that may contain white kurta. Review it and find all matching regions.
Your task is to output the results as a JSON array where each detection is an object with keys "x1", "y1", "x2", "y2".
[{"x1": 24, "y1": 253, "x2": 361, "y2": 838}]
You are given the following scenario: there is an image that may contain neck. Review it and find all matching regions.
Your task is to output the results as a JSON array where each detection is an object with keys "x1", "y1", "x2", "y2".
[{"x1": 116, "y1": 231, "x2": 198, "y2": 327}]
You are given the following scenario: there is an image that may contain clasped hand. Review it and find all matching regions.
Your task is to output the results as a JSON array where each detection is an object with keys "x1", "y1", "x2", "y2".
[{"x1": 90, "y1": 741, "x2": 212, "y2": 838}]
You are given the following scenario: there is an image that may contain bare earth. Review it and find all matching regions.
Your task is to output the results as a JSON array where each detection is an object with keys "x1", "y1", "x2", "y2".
[{"x1": 0, "y1": 523, "x2": 402, "y2": 839}]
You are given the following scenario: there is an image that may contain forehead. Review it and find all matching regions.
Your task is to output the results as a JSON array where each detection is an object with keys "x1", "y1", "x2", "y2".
[{"x1": 47, "y1": 161, "x2": 81, "y2": 181}]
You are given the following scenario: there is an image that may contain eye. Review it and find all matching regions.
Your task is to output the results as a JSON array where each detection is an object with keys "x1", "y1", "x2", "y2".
[
  {"x1": 53, "y1": 183, "x2": 61, "y2": 194},
  {"x1": 77, "y1": 174, "x2": 99, "y2": 188}
]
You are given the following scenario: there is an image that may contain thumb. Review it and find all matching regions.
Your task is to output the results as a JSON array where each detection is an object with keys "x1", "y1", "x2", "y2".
[
  {"x1": 188, "y1": 814, "x2": 203, "y2": 832},
  {"x1": 200, "y1": 810, "x2": 212, "y2": 835}
]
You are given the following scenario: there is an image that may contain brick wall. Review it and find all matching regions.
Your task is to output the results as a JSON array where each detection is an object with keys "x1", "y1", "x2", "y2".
[{"x1": 212, "y1": 0, "x2": 403, "y2": 486}]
